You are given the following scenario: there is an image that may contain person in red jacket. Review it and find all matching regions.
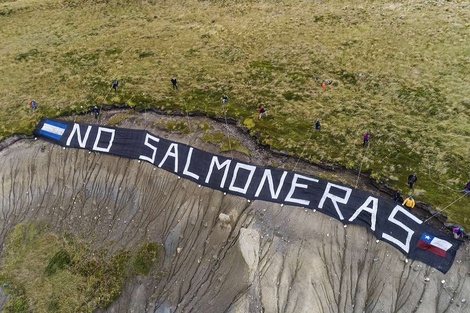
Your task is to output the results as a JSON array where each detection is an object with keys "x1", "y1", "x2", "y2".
[
  {"x1": 258, "y1": 105, "x2": 267, "y2": 119},
  {"x1": 29, "y1": 99, "x2": 37, "y2": 110}
]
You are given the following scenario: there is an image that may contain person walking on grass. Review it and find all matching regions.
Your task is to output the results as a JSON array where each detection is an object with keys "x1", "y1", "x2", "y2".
[
  {"x1": 112, "y1": 78, "x2": 119, "y2": 91},
  {"x1": 221, "y1": 95, "x2": 228, "y2": 104},
  {"x1": 408, "y1": 173, "x2": 418, "y2": 189},
  {"x1": 171, "y1": 77, "x2": 178, "y2": 90},
  {"x1": 315, "y1": 119, "x2": 321, "y2": 130},
  {"x1": 460, "y1": 181, "x2": 470, "y2": 196},
  {"x1": 29, "y1": 99, "x2": 37, "y2": 110},
  {"x1": 258, "y1": 105, "x2": 267, "y2": 119},
  {"x1": 363, "y1": 131, "x2": 370, "y2": 147},
  {"x1": 402, "y1": 195, "x2": 415, "y2": 209}
]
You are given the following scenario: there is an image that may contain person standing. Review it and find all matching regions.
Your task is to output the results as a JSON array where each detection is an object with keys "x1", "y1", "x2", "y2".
[
  {"x1": 315, "y1": 119, "x2": 321, "y2": 130},
  {"x1": 258, "y1": 105, "x2": 267, "y2": 119},
  {"x1": 171, "y1": 77, "x2": 178, "y2": 90},
  {"x1": 363, "y1": 131, "x2": 370, "y2": 147},
  {"x1": 402, "y1": 195, "x2": 415, "y2": 209},
  {"x1": 392, "y1": 189, "x2": 401, "y2": 203},
  {"x1": 29, "y1": 99, "x2": 37, "y2": 110},
  {"x1": 112, "y1": 78, "x2": 119, "y2": 91},
  {"x1": 408, "y1": 173, "x2": 418, "y2": 189},
  {"x1": 460, "y1": 181, "x2": 470, "y2": 196},
  {"x1": 92, "y1": 106, "x2": 100, "y2": 119},
  {"x1": 453, "y1": 227, "x2": 465, "y2": 239}
]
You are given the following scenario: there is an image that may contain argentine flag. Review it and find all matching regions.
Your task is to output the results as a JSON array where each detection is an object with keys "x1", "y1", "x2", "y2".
[{"x1": 39, "y1": 119, "x2": 67, "y2": 141}]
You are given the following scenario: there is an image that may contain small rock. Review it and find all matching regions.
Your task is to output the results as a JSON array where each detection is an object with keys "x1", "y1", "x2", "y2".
[
  {"x1": 376, "y1": 240, "x2": 380, "y2": 243},
  {"x1": 462, "y1": 299, "x2": 466, "y2": 303},
  {"x1": 218, "y1": 213, "x2": 231, "y2": 224},
  {"x1": 441, "y1": 280, "x2": 446, "y2": 284},
  {"x1": 177, "y1": 247, "x2": 182, "y2": 254},
  {"x1": 424, "y1": 277, "x2": 430, "y2": 282},
  {"x1": 344, "y1": 225, "x2": 347, "y2": 228}
]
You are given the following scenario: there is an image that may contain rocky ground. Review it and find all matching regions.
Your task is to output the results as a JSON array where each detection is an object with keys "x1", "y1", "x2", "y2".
[{"x1": 0, "y1": 111, "x2": 469, "y2": 312}]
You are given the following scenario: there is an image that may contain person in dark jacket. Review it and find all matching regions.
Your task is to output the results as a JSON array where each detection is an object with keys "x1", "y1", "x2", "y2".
[
  {"x1": 171, "y1": 77, "x2": 178, "y2": 90},
  {"x1": 112, "y1": 78, "x2": 119, "y2": 91},
  {"x1": 392, "y1": 189, "x2": 401, "y2": 203},
  {"x1": 408, "y1": 173, "x2": 418, "y2": 189},
  {"x1": 315, "y1": 119, "x2": 321, "y2": 130},
  {"x1": 92, "y1": 105, "x2": 100, "y2": 119}
]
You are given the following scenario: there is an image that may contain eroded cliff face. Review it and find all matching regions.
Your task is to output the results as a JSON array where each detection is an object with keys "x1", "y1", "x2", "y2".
[{"x1": 1, "y1": 115, "x2": 469, "y2": 313}]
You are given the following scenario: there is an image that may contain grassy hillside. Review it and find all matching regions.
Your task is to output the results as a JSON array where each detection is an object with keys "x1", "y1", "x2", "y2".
[{"x1": 0, "y1": 0, "x2": 469, "y2": 226}]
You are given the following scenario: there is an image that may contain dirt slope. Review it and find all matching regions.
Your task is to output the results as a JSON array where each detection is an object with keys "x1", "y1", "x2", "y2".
[{"x1": 0, "y1": 112, "x2": 469, "y2": 313}]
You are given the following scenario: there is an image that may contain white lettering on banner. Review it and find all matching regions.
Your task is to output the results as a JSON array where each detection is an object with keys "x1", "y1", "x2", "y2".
[
  {"x1": 183, "y1": 147, "x2": 199, "y2": 180},
  {"x1": 254, "y1": 169, "x2": 288, "y2": 199},
  {"x1": 158, "y1": 143, "x2": 179, "y2": 173},
  {"x1": 318, "y1": 183, "x2": 352, "y2": 220},
  {"x1": 382, "y1": 205, "x2": 423, "y2": 253},
  {"x1": 205, "y1": 157, "x2": 231, "y2": 188},
  {"x1": 229, "y1": 163, "x2": 256, "y2": 194},
  {"x1": 284, "y1": 174, "x2": 319, "y2": 205},
  {"x1": 66, "y1": 124, "x2": 92, "y2": 148},
  {"x1": 348, "y1": 196, "x2": 378, "y2": 231},
  {"x1": 139, "y1": 134, "x2": 160, "y2": 164},
  {"x1": 92, "y1": 127, "x2": 115, "y2": 152}
]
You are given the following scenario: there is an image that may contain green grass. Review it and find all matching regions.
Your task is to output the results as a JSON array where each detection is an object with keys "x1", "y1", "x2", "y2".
[
  {"x1": 202, "y1": 131, "x2": 250, "y2": 155},
  {"x1": 0, "y1": 222, "x2": 161, "y2": 312},
  {"x1": 132, "y1": 242, "x2": 160, "y2": 276},
  {"x1": 163, "y1": 120, "x2": 192, "y2": 134},
  {"x1": 0, "y1": 0, "x2": 469, "y2": 227}
]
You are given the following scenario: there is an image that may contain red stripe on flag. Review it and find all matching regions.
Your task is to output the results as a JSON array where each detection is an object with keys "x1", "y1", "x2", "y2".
[{"x1": 417, "y1": 239, "x2": 446, "y2": 257}]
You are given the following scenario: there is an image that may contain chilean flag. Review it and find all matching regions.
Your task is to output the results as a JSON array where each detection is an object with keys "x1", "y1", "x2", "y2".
[{"x1": 417, "y1": 233, "x2": 452, "y2": 257}]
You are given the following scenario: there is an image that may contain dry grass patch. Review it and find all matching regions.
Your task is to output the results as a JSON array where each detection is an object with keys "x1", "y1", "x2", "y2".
[{"x1": 0, "y1": 0, "x2": 469, "y2": 226}]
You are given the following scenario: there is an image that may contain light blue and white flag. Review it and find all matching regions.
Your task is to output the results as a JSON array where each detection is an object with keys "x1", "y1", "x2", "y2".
[{"x1": 39, "y1": 119, "x2": 67, "y2": 141}]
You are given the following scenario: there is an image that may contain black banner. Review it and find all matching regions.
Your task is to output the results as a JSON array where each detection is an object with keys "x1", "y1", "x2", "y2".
[{"x1": 33, "y1": 118, "x2": 461, "y2": 273}]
